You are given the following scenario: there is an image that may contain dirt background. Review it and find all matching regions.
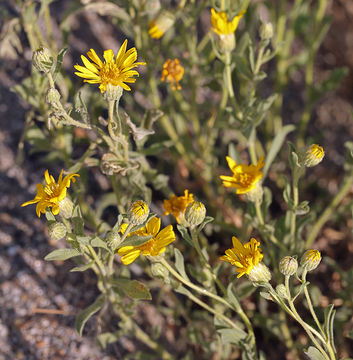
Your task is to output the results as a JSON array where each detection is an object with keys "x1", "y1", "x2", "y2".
[{"x1": 1, "y1": 0, "x2": 353, "y2": 359}]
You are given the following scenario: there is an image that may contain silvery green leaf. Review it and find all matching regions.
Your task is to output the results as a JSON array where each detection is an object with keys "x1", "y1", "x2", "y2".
[
  {"x1": 75, "y1": 294, "x2": 105, "y2": 336},
  {"x1": 45, "y1": 248, "x2": 81, "y2": 261},
  {"x1": 304, "y1": 346, "x2": 327, "y2": 360}
]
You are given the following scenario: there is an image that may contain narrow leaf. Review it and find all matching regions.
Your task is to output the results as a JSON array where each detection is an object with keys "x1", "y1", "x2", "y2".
[
  {"x1": 45, "y1": 248, "x2": 81, "y2": 261},
  {"x1": 118, "y1": 234, "x2": 153, "y2": 248},
  {"x1": 111, "y1": 279, "x2": 152, "y2": 300},
  {"x1": 263, "y1": 125, "x2": 295, "y2": 178},
  {"x1": 75, "y1": 294, "x2": 105, "y2": 336},
  {"x1": 70, "y1": 261, "x2": 94, "y2": 272},
  {"x1": 174, "y1": 248, "x2": 190, "y2": 281},
  {"x1": 53, "y1": 47, "x2": 68, "y2": 81}
]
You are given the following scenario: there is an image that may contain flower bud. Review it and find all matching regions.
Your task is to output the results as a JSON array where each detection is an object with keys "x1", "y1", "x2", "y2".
[
  {"x1": 151, "y1": 262, "x2": 170, "y2": 284},
  {"x1": 105, "y1": 230, "x2": 121, "y2": 251},
  {"x1": 32, "y1": 47, "x2": 53, "y2": 73},
  {"x1": 276, "y1": 284, "x2": 287, "y2": 299},
  {"x1": 279, "y1": 256, "x2": 298, "y2": 276},
  {"x1": 248, "y1": 263, "x2": 271, "y2": 283},
  {"x1": 245, "y1": 182, "x2": 264, "y2": 203},
  {"x1": 58, "y1": 197, "x2": 74, "y2": 219},
  {"x1": 302, "y1": 144, "x2": 325, "y2": 167},
  {"x1": 48, "y1": 222, "x2": 67, "y2": 240},
  {"x1": 301, "y1": 249, "x2": 321, "y2": 272},
  {"x1": 103, "y1": 84, "x2": 123, "y2": 102},
  {"x1": 184, "y1": 201, "x2": 206, "y2": 227},
  {"x1": 259, "y1": 22, "x2": 274, "y2": 41},
  {"x1": 148, "y1": 10, "x2": 175, "y2": 39},
  {"x1": 46, "y1": 88, "x2": 61, "y2": 105},
  {"x1": 128, "y1": 200, "x2": 149, "y2": 226}
]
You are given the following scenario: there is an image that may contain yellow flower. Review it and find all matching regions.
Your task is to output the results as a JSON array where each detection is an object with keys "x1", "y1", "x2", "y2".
[
  {"x1": 161, "y1": 59, "x2": 184, "y2": 90},
  {"x1": 210, "y1": 8, "x2": 245, "y2": 36},
  {"x1": 149, "y1": 21, "x2": 164, "y2": 39},
  {"x1": 21, "y1": 170, "x2": 79, "y2": 217},
  {"x1": 74, "y1": 40, "x2": 146, "y2": 93},
  {"x1": 303, "y1": 144, "x2": 325, "y2": 167},
  {"x1": 220, "y1": 156, "x2": 265, "y2": 194},
  {"x1": 220, "y1": 237, "x2": 264, "y2": 278},
  {"x1": 148, "y1": 11, "x2": 174, "y2": 39},
  {"x1": 163, "y1": 190, "x2": 194, "y2": 223},
  {"x1": 118, "y1": 217, "x2": 176, "y2": 265}
]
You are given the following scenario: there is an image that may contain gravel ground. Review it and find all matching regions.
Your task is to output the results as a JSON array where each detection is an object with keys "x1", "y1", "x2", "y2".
[{"x1": 1, "y1": 0, "x2": 353, "y2": 359}]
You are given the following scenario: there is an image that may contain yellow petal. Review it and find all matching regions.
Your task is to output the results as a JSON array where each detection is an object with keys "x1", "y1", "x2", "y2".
[
  {"x1": 87, "y1": 48, "x2": 103, "y2": 68},
  {"x1": 103, "y1": 49, "x2": 114, "y2": 64}
]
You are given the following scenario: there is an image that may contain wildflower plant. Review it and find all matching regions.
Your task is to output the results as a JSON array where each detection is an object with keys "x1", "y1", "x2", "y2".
[{"x1": 6, "y1": 0, "x2": 353, "y2": 358}]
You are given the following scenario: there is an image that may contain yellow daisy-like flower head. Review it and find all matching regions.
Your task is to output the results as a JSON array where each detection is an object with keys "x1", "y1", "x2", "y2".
[
  {"x1": 21, "y1": 170, "x2": 79, "y2": 217},
  {"x1": 128, "y1": 200, "x2": 150, "y2": 226},
  {"x1": 74, "y1": 40, "x2": 146, "y2": 93},
  {"x1": 163, "y1": 190, "x2": 194, "y2": 224},
  {"x1": 118, "y1": 217, "x2": 176, "y2": 265},
  {"x1": 210, "y1": 8, "x2": 245, "y2": 36},
  {"x1": 220, "y1": 156, "x2": 265, "y2": 194},
  {"x1": 220, "y1": 237, "x2": 266, "y2": 279},
  {"x1": 161, "y1": 58, "x2": 184, "y2": 90}
]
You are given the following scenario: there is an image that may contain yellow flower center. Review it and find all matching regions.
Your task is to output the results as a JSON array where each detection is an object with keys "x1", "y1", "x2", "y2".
[{"x1": 100, "y1": 62, "x2": 121, "y2": 87}]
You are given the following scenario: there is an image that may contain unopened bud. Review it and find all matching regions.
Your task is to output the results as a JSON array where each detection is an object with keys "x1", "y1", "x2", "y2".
[
  {"x1": 58, "y1": 197, "x2": 74, "y2": 219},
  {"x1": 105, "y1": 231, "x2": 121, "y2": 251},
  {"x1": 184, "y1": 201, "x2": 206, "y2": 227},
  {"x1": 260, "y1": 22, "x2": 274, "y2": 40},
  {"x1": 248, "y1": 263, "x2": 271, "y2": 283},
  {"x1": 151, "y1": 263, "x2": 170, "y2": 283},
  {"x1": 279, "y1": 256, "x2": 298, "y2": 276},
  {"x1": 128, "y1": 200, "x2": 149, "y2": 226},
  {"x1": 301, "y1": 249, "x2": 321, "y2": 272},
  {"x1": 48, "y1": 222, "x2": 67, "y2": 240},
  {"x1": 46, "y1": 88, "x2": 61, "y2": 105},
  {"x1": 104, "y1": 84, "x2": 123, "y2": 101},
  {"x1": 32, "y1": 47, "x2": 53, "y2": 73},
  {"x1": 302, "y1": 144, "x2": 325, "y2": 167}
]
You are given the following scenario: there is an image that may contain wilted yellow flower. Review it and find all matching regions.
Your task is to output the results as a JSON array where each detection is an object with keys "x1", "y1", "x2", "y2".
[
  {"x1": 118, "y1": 217, "x2": 176, "y2": 265},
  {"x1": 303, "y1": 144, "x2": 325, "y2": 167},
  {"x1": 220, "y1": 156, "x2": 265, "y2": 194},
  {"x1": 161, "y1": 59, "x2": 184, "y2": 90},
  {"x1": 163, "y1": 190, "x2": 194, "y2": 223},
  {"x1": 21, "y1": 170, "x2": 79, "y2": 217},
  {"x1": 148, "y1": 11, "x2": 174, "y2": 39},
  {"x1": 210, "y1": 8, "x2": 245, "y2": 36},
  {"x1": 220, "y1": 237, "x2": 265, "y2": 279},
  {"x1": 74, "y1": 40, "x2": 146, "y2": 93}
]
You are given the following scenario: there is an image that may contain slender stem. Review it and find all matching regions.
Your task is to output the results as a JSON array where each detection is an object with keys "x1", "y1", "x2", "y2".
[
  {"x1": 306, "y1": 172, "x2": 353, "y2": 247},
  {"x1": 160, "y1": 258, "x2": 234, "y2": 311},
  {"x1": 182, "y1": 287, "x2": 241, "y2": 331},
  {"x1": 224, "y1": 51, "x2": 235, "y2": 99},
  {"x1": 301, "y1": 272, "x2": 337, "y2": 359},
  {"x1": 108, "y1": 100, "x2": 118, "y2": 140},
  {"x1": 190, "y1": 227, "x2": 226, "y2": 294},
  {"x1": 119, "y1": 311, "x2": 173, "y2": 360},
  {"x1": 290, "y1": 167, "x2": 300, "y2": 251},
  {"x1": 285, "y1": 276, "x2": 330, "y2": 360},
  {"x1": 302, "y1": 270, "x2": 325, "y2": 337}
]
